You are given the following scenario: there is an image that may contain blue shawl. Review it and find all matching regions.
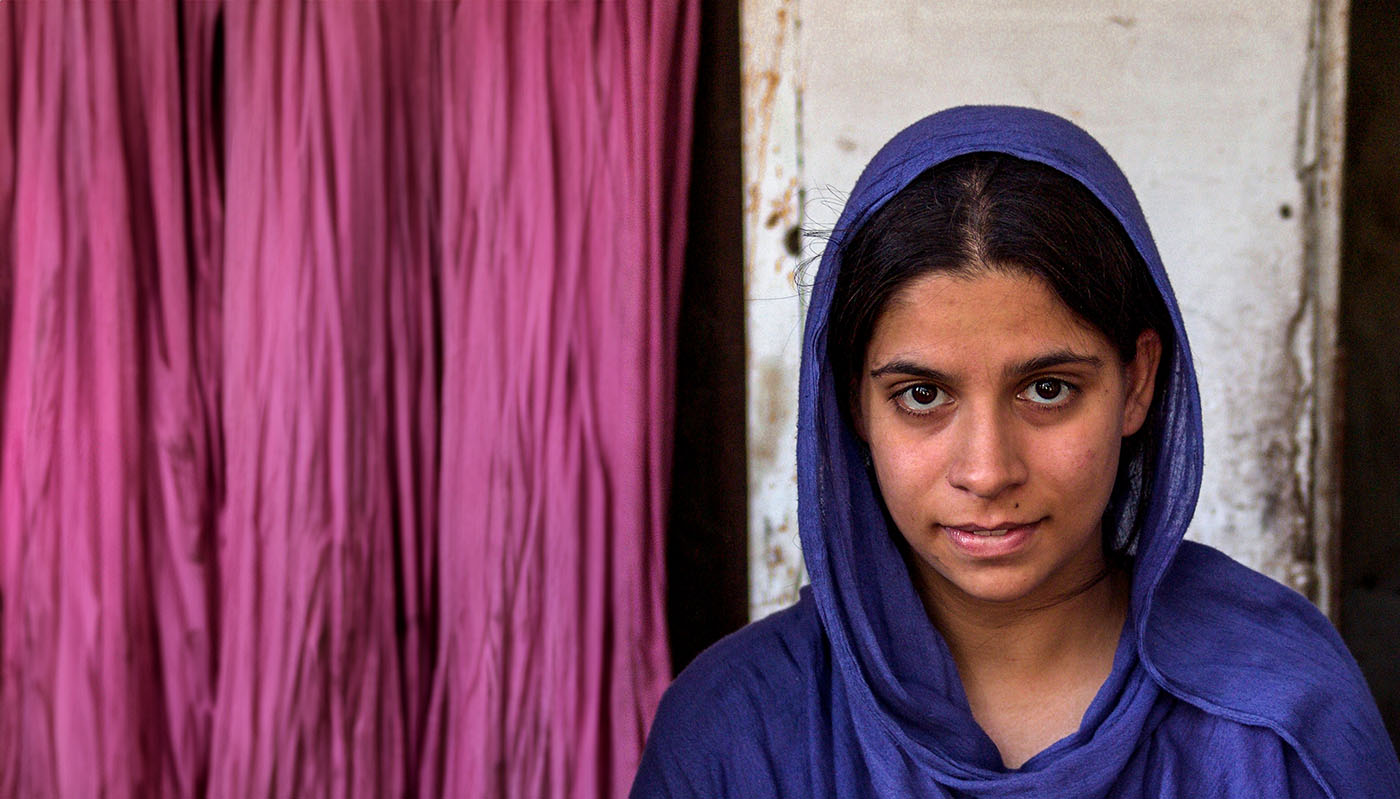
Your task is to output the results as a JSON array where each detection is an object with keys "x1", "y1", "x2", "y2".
[{"x1": 633, "y1": 106, "x2": 1399, "y2": 798}]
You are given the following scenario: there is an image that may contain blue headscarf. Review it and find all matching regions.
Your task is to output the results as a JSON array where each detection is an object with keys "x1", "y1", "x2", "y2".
[{"x1": 634, "y1": 106, "x2": 1399, "y2": 798}]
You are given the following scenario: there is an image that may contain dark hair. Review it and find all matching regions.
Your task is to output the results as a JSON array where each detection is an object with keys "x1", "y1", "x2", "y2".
[{"x1": 827, "y1": 152, "x2": 1172, "y2": 563}]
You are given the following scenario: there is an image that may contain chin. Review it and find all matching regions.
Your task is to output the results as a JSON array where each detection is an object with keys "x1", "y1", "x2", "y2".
[
  {"x1": 949, "y1": 575, "x2": 1043, "y2": 605},
  {"x1": 915, "y1": 558, "x2": 1045, "y2": 606}
]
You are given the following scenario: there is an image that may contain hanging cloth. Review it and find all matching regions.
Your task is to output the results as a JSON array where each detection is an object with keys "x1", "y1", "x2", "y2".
[{"x1": 0, "y1": 2, "x2": 698, "y2": 796}]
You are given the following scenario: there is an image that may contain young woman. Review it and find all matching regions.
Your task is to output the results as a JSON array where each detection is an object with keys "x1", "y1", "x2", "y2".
[{"x1": 632, "y1": 106, "x2": 1400, "y2": 797}]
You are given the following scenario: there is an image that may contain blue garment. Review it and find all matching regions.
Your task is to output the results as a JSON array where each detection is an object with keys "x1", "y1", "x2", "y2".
[{"x1": 633, "y1": 106, "x2": 1400, "y2": 798}]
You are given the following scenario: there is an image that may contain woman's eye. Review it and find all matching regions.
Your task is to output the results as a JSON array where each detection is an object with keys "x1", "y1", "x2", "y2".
[
  {"x1": 896, "y1": 384, "x2": 949, "y2": 413},
  {"x1": 1021, "y1": 378, "x2": 1073, "y2": 406}
]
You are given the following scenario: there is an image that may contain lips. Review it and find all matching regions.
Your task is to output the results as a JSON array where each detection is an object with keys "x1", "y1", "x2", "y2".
[
  {"x1": 941, "y1": 519, "x2": 1041, "y2": 557},
  {"x1": 945, "y1": 520, "x2": 1039, "y2": 534}
]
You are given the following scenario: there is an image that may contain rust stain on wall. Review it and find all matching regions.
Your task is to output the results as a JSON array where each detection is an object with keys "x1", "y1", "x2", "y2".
[
  {"x1": 741, "y1": 0, "x2": 799, "y2": 275},
  {"x1": 742, "y1": 0, "x2": 808, "y2": 617},
  {"x1": 762, "y1": 177, "x2": 799, "y2": 230},
  {"x1": 749, "y1": 358, "x2": 786, "y2": 465}
]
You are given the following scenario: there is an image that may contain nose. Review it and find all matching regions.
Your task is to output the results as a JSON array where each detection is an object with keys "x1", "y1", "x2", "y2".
[{"x1": 946, "y1": 404, "x2": 1028, "y2": 499}]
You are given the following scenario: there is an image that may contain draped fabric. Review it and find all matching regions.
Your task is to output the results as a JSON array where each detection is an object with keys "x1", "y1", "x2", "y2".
[
  {"x1": 0, "y1": 2, "x2": 698, "y2": 796},
  {"x1": 633, "y1": 106, "x2": 1400, "y2": 798}
]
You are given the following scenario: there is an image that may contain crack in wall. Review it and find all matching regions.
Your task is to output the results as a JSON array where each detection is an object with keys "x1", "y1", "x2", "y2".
[
  {"x1": 1280, "y1": 0, "x2": 1325, "y2": 603},
  {"x1": 1286, "y1": 0, "x2": 1347, "y2": 610}
]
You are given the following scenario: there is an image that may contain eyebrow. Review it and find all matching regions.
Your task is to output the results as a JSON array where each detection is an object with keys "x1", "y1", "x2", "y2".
[
  {"x1": 868, "y1": 360, "x2": 951, "y2": 383},
  {"x1": 868, "y1": 350, "x2": 1105, "y2": 381},
  {"x1": 1007, "y1": 350, "x2": 1105, "y2": 378}
]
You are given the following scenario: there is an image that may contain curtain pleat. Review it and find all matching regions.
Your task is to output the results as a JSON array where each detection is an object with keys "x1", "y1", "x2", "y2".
[
  {"x1": 1, "y1": 3, "x2": 202, "y2": 795},
  {"x1": 0, "y1": 1, "x2": 698, "y2": 797},
  {"x1": 209, "y1": 2, "x2": 413, "y2": 795}
]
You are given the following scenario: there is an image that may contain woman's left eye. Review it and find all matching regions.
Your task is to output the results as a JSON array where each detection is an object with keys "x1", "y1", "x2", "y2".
[{"x1": 1020, "y1": 378, "x2": 1074, "y2": 406}]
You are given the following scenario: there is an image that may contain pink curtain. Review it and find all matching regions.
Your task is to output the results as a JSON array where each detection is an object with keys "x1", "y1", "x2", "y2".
[{"x1": 0, "y1": 2, "x2": 698, "y2": 797}]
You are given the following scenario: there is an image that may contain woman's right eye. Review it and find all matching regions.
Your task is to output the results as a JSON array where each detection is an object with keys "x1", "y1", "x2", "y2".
[{"x1": 895, "y1": 384, "x2": 949, "y2": 414}]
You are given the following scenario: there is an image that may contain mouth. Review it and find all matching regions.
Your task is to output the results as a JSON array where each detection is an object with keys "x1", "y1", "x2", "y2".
[
  {"x1": 954, "y1": 527, "x2": 1016, "y2": 537},
  {"x1": 941, "y1": 519, "x2": 1042, "y2": 556}
]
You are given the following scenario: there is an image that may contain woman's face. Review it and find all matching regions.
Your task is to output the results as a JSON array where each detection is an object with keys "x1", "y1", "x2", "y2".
[{"x1": 855, "y1": 269, "x2": 1160, "y2": 610}]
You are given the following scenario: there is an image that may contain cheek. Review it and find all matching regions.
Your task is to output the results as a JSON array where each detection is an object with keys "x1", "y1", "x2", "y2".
[
  {"x1": 1061, "y1": 385, "x2": 1127, "y2": 470},
  {"x1": 1042, "y1": 424, "x2": 1122, "y2": 501},
  {"x1": 867, "y1": 429, "x2": 944, "y2": 518}
]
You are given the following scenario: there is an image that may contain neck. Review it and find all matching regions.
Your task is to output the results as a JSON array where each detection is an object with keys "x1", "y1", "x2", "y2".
[
  {"x1": 917, "y1": 566, "x2": 1130, "y2": 686},
  {"x1": 911, "y1": 558, "x2": 1132, "y2": 769}
]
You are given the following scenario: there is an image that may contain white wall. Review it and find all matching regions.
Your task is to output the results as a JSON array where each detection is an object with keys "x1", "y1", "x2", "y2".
[{"x1": 741, "y1": 0, "x2": 1348, "y2": 619}]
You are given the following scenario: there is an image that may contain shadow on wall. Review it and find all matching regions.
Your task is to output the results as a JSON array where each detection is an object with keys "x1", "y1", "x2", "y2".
[
  {"x1": 668, "y1": 0, "x2": 749, "y2": 674},
  {"x1": 1341, "y1": 0, "x2": 1400, "y2": 756}
]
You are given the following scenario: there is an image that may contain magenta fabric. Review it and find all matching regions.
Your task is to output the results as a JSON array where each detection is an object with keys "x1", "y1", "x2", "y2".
[{"x1": 0, "y1": 2, "x2": 698, "y2": 797}]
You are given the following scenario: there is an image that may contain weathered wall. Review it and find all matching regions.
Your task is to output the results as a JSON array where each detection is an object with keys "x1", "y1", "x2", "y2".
[
  {"x1": 743, "y1": 1, "x2": 1347, "y2": 619},
  {"x1": 741, "y1": 0, "x2": 809, "y2": 614}
]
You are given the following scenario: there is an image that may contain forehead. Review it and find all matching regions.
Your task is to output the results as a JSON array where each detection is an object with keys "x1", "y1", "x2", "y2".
[{"x1": 867, "y1": 270, "x2": 1108, "y2": 366}]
